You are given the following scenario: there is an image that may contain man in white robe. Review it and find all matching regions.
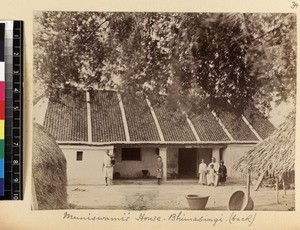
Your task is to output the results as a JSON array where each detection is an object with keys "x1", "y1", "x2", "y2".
[{"x1": 103, "y1": 150, "x2": 114, "y2": 186}]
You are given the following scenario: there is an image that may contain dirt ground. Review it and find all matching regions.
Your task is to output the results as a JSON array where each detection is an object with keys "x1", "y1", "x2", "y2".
[{"x1": 67, "y1": 179, "x2": 295, "y2": 211}]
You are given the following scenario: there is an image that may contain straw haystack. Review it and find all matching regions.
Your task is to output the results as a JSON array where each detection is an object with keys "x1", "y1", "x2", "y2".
[
  {"x1": 32, "y1": 122, "x2": 68, "y2": 210},
  {"x1": 233, "y1": 110, "x2": 295, "y2": 178}
]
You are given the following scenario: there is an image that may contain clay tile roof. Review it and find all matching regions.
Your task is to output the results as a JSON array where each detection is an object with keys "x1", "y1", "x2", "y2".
[
  {"x1": 90, "y1": 91, "x2": 126, "y2": 142},
  {"x1": 244, "y1": 107, "x2": 276, "y2": 140},
  {"x1": 152, "y1": 102, "x2": 197, "y2": 142},
  {"x1": 122, "y1": 95, "x2": 161, "y2": 141},
  {"x1": 42, "y1": 90, "x2": 276, "y2": 144},
  {"x1": 43, "y1": 92, "x2": 88, "y2": 142},
  {"x1": 189, "y1": 110, "x2": 230, "y2": 141},
  {"x1": 218, "y1": 111, "x2": 259, "y2": 141}
]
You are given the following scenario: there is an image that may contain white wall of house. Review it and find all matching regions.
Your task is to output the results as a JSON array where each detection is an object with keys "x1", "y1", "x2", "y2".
[
  {"x1": 60, "y1": 145, "x2": 113, "y2": 185},
  {"x1": 59, "y1": 144, "x2": 256, "y2": 183},
  {"x1": 222, "y1": 144, "x2": 254, "y2": 178},
  {"x1": 114, "y1": 147, "x2": 158, "y2": 178}
]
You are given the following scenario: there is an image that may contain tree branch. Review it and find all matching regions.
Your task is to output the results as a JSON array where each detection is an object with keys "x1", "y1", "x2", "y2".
[{"x1": 83, "y1": 18, "x2": 110, "y2": 44}]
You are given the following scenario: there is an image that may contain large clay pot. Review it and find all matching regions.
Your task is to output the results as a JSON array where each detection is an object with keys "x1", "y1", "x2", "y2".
[
  {"x1": 227, "y1": 190, "x2": 254, "y2": 211},
  {"x1": 186, "y1": 195, "x2": 210, "y2": 210}
]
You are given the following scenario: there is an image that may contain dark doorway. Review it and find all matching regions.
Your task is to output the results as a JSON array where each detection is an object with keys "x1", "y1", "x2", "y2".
[{"x1": 178, "y1": 148, "x2": 197, "y2": 178}]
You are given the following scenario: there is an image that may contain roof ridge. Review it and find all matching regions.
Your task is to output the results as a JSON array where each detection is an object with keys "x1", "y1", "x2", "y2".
[
  {"x1": 242, "y1": 115, "x2": 263, "y2": 141},
  {"x1": 86, "y1": 91, "x2": 92, "y2": 142},
  {"x1": 145, "y1": 98, "x2": 165, "y2": 142},
  {"x1": 117, "y1": 93, "x2": 130, "y2": 142},
  {"x1": 211, "y1": 110, "x2": 234, "y2": 141}
]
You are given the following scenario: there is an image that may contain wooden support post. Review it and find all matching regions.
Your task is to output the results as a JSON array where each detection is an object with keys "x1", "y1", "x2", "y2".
[
  {"x1": 159, "y1": 148, "x2": 167, "y2": 181},
  {"x1": 247, "y1": 168, "x2": 251, "y2": 197},
  {"x1": 254, "y1": 171, "x2": 265, "y2": 191},
  {"x1": 212, "y1": 148, "x2": 220, "y2": 163}
]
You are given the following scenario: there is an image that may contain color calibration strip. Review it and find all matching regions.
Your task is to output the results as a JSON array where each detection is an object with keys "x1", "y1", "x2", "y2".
[
  {"x1": 0, "y1": 21, "x2": 23, "y2": 200},
  {"x1": 0, "y1": 23, "x2": 5, "y2": 196},
  {"x1": 11, "y1": 21, "x2": 23, "y2": 200}
]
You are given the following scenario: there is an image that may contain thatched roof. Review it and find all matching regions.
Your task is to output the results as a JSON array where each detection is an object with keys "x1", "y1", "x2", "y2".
[
  {"x1": 233, "y1": 110, "x2": 295, "y2": 177},
  {"x1": 32, "y1": 122, "x2": 68, "y2": 210}
]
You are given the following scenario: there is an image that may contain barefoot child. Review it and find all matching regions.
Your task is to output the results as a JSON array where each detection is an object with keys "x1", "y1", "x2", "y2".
[{"x1": 207, "y1": 164, "x2": 218, "y2": 186}]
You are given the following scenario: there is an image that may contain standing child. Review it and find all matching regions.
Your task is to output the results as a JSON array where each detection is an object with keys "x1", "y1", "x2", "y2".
[
  {"x1": 157, "y1": 156, "x2": 163, "y2": 185},
  {"x1": 207, "y1": 164, "x2": 218, "y2": 186}
]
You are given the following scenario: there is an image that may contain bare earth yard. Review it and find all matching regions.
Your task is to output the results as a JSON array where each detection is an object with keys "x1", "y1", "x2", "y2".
[{"x1": 67, "y1": 179, "x2": 294, "y2": 211}]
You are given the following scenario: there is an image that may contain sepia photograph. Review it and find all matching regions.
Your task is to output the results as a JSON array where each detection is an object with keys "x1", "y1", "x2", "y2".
[{"x1": 32, "y1": 11, "x2": 296, "y2": 211}]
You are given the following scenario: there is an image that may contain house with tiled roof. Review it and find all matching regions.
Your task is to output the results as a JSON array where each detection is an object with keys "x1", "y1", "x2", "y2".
[{"x1": 33, "y1": 90, "x2": 276, "y2": 185}]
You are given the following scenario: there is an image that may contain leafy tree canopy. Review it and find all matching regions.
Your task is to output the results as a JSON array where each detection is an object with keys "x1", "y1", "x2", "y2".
[{"x1": 34, "y1": 12, "x2": 296, "y2": 116}]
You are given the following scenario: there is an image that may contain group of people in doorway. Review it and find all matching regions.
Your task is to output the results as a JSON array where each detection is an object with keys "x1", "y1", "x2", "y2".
[{"x1": 198, "y1": 157, "x2": 227, "y2": 187}]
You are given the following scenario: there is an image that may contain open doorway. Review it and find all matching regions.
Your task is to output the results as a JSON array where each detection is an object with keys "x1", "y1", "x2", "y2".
[{"x1": 178, "y1": 148, "x2": 197, "y2": 178}]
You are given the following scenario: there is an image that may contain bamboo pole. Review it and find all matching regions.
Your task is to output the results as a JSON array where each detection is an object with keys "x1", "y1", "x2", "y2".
[{"x1": 254, "y1": 171, "x2": 265, "y2": 191}]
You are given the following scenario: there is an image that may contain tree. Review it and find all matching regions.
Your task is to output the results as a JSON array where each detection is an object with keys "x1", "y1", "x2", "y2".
[
  {"x1": 34, "y1": 12, "x2": 296, "y2": 116},
  {"x1": 34, "y1": 11, "x2": 113, "y2": 98},
  {"x1": 112, "y1": 13, "x2": 296, "y2": 115}
]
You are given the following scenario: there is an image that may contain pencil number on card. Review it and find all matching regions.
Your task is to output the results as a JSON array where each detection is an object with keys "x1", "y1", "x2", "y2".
[{"x1": 291, "y1": 1, "x2": 298, "y2": 8}]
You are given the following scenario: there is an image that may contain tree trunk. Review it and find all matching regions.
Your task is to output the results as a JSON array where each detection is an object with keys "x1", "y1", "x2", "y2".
[
  {"x1": 282, "y1": 173, "x2": 286, "y2": 195},
  {"x1": 276, "y1": 177, "x2": 279, "y2": 204}
]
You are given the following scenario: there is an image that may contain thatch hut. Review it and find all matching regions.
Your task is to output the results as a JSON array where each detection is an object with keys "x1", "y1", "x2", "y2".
[
  {"x1": 233, "y1": 110, "x2": 295, "y2": 203},
  {"x1": 233, "y1": 110, "x2": 295, "y2": 178},
  {"x1": 32, "y1": 122, "x2": 68, "y2": 210}
]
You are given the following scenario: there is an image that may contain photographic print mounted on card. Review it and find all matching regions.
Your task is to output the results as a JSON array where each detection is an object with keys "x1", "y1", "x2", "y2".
[{"x1": 32, "y1": 11, "x2": 295, "y2": 211}]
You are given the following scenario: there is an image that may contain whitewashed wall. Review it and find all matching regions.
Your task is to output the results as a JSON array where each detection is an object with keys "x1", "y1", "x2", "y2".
[
  {"x1": 60, "y1": 145, "x2": 113, "y2": 185},
  {"x1": 60, "y1": 144, "x2": 256, "y2": 183},
  {"x1": 222, "y1": 144, "x2": 254, "y2": 177},
  {"x1": 113, "y1": 147, "x2": 158, "y2": 178}
]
